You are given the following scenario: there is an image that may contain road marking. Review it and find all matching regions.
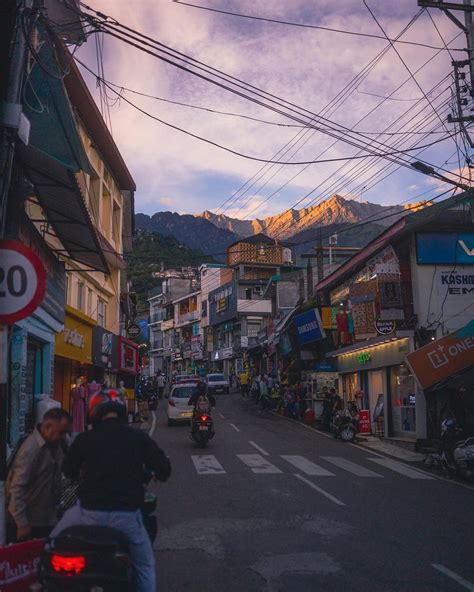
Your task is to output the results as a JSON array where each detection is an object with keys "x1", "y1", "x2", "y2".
[
  {"x1": 432, "y1": 564, "x2": 474, "y2": 590},
  {"x1": 230, "y1": 423, "x2": 241, "y2": 432},
  {"x1": 368, "y1": 458, "x2": 434, "y2": 479},
  {"x1": 294, "y1": 474, "x2": 345, "y2": 506},
  {"x1": 322, "y1": 456, "x2": 382, "y2": 477},
  {"x1": 149, "y1": 411, "x2": 156, "y2": 437},
  {"x1": 281, "y1": 455, "x2": 334, "y2": 476},
  {"x1": 192, "y1": 455, "x2": 226, "y2": 475},
  {"x1": 218, "y1": 413, "x2": 225, "y2": 419},
  {"x1": 237, "y1": 454, "x2": 282, "y2": 474},
  {"x1": 249, "y1": 441, "x2": 269, "y2": 456}
]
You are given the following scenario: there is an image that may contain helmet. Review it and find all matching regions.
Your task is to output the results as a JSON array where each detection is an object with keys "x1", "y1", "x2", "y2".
[
  {"x1": 441, "y1": 417, "x2": 457, "y2": 433},
  {"x1": 89, "y1": 387, "x2": 126, "y2": 422},
  {"x1": 92, "y1": 400, "x2": 127, "y2": 422}
]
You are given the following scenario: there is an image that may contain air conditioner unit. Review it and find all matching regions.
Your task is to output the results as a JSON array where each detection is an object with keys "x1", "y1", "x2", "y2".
[{"x1": 253, "y1": 286, "x2": 263, "y2": 295}]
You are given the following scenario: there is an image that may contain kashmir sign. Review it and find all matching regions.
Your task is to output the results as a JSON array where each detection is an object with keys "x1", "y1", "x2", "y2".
[
  {"x1": 294, "y1": 308, "x2": 326, "y2": 345},
  {"x1": 406, "y1": 324, "x2": 474, "y2": 390}
]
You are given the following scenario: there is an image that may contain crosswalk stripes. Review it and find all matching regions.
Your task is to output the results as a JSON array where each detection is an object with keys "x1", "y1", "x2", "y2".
[
  {"x1": 237, "y1": 454, "x2": 282, "y2": 474},
  {"x1": 190, "y1": 453, "x2": 435, "y2": 481},
  {"x1": 192, "y1": 455, "x2": 226, "y2": 475},
  {"x1": 281, "y1": 455, "x2": 335, "y2": 476},
  {"x1": 321, "y1": 456, "x2": 383, "y2": 478},
  {"x1": 368, "y1": 457, "x2": 434, "y2": 479}
]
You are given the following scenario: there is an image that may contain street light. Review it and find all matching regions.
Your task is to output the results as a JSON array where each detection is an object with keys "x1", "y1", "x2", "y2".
[{"x1": 411, "y1": 161, "x2": 471, "y2": 191}]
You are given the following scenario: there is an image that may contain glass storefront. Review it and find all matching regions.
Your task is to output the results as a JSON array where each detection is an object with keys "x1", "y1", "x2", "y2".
[
  {"x1": 342, "y1": 372, "x2": 359, "y2": 403},
  {"x1": 390, "y1": 363, "x2": 416, "y2": 436}
]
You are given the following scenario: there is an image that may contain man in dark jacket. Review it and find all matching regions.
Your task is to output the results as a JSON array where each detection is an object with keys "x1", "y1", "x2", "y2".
[{"x1": 50, "y1": 400, "x2": 171, "y2": 592}]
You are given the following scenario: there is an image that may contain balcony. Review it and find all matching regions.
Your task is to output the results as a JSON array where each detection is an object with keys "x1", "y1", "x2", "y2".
[
  {"x1": 237, "y1": 299, "x2": 272, "y2": 314},
  {"x1": 149, "y1": 312, "x2": 165, "y2": 324},
  {"x1": 175, "y1": 309, "x2": 200, "y2": 327},
  {"x1": 161, "y1": 318, "x2": 174, "y2": 331},
  {"x1": 150, "y1": 340, "x2": 163, "y2": 351}
]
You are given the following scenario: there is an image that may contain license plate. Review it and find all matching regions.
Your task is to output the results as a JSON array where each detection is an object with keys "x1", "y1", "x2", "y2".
[
  {"x1": 181, "y1": 412, "x2": 193, "y2": 417},
  {"x1": 199, "y1": 426, "x2": 208, "y2": 430},
  {"x1": 216, "y1": 388, "x2": 224, "y2": 392}
]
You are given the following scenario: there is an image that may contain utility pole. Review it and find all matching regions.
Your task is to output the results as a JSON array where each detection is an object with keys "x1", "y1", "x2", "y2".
[
  {"x1": 0, "y1": 0, "x2": 32, "y2": 546},
  {"x1": 418, "y1": 0, "x2": 474, "y2": 147}
]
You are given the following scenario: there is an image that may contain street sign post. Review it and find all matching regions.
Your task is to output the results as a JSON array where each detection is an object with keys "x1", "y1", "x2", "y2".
[{"x1": 0, "y1": 241, "x2": 45, "y2": 545}]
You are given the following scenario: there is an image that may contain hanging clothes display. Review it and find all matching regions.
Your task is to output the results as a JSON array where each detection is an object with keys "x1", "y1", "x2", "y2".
[{"x1": 71, "y1": 381, "x2": 87, "y2": 433}]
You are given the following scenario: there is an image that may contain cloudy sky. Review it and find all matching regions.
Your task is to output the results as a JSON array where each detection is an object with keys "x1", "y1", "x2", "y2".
[{"x1": 75, "y1": 0, "x2": 470, "y2": 219}]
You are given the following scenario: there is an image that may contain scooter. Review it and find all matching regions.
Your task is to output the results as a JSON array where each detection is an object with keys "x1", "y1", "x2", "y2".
[
  {"x1": 190, "y1": 411, "x2": 215, "y2": 448},
  {"x1": 331, "y1": 403, "x2": 359, "y2": 443},
  {"x1": 440, "y1": 418, "x2": 474, "y2": 480},
  {"x1": 38, "y1": 491, "x2": 157, "y2": 591}
]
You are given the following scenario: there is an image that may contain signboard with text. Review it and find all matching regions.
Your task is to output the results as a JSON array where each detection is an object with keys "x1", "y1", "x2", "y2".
[
  {"x1": 416, "y1": 232, "x2": 474, "y2": 265},
  {"x1": 294, "y1": 308, "x2": 325, "y2": 345},
  {"x1": 406, "y1": 324, "x2": 474, "y2": 390}
]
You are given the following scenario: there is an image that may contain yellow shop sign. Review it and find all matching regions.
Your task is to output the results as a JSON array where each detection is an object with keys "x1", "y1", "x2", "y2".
[{"x1": 55, "y1": 305, "x2": 96, "y2": 363}]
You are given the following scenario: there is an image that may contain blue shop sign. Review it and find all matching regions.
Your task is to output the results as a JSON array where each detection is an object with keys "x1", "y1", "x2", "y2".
[
  {"x1": 136, "y1": 319, "x2": 149, "y2": 340},
  {"x1": 315, "y1": 361, "x2": 335, "y2": 372},
  {"x1": 416, "y1": 232, "x2": 474, "y2": 265},
  {"x1": 294, "y1": 308, "x2": 326, "y2": 345}
]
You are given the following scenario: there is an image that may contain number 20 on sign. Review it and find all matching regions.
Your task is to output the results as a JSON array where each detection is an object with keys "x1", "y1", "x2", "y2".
[{"x1": 0, "y1": 240, "x2": 46, "y2": 325}]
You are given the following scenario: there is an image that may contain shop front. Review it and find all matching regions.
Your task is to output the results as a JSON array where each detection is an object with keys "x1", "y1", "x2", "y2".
[
  {"x1": 8, "y1": 221, "x2": 66, "y2": 445},
  {"x1": 91, "y1": 325, "x2": 119, "y2": 387},
  {"x1": 117, "y1": 336, "x2": 139, "y2": 400},
  {"x1": 328, "y1": 333, "x2": 416, "y2": 441},
  {"x1": 54, "y1": 305, "x2": 96, "y2": 411}
]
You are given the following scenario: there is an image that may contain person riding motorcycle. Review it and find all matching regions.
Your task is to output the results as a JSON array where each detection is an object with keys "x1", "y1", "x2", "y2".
[
  {"x1": 50, "y1": 389, "x2": 171, "y2": 592},
  {"x1": 188, "y1": 382, "x2": 215, "y2": 435}
]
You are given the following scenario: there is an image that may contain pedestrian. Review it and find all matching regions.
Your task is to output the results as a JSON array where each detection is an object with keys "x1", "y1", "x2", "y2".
[
  {"x1": 321, "y1": 387, "x2": 333, "y2": 431},
  {"x1": 156, "y1": 371, "x2": 165, "y2": 400},
  {"x1": 239, "y1": 371, "x2": 249, "y2": 397},
  {"x1": 6, "y1": 408, "x2": 72, "y2": 542},
  {"x1": 331, "y1": 387, "x2": 343, "y2": 414},
  {"x1": 71, "y1": 376, "x2": 87, "y2": 433},
  {"x1": 50, "y1": 400, "x2": 170, "y2": 592}
]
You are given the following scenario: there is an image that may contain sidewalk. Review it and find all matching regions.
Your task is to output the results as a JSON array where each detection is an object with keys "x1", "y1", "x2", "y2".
[{"x1": 269, "y1": 409, "x2": 425, "y2": 462}]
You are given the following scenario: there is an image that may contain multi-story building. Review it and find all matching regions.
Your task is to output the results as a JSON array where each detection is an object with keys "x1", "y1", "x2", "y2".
[
  {"x1": 314, "y1": 192, "x2": 474, "y2": 446},
  {"x1": 207, "y1": 234, "x2": 294, "y2": 377}
]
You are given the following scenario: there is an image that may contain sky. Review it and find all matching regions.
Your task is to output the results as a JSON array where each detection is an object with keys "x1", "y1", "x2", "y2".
[{"x1": 75, "y1": 0, "x2": 471, "y2": 220}]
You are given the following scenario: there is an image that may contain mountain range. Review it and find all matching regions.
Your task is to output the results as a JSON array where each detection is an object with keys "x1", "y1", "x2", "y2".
[{"x1": 135, "y1": 194, "x2": 429, "y2": 260}]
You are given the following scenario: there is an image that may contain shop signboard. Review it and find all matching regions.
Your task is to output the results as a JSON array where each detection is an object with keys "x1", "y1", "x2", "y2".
[
  {"x1": 92, "y1": 326, "x2": 117, "y2": 369},
  {"x1": 118, "y1": 336, "x2": 139, "y2": 374},
  {"x1": 416, "y1": 232, "x2": 474, "y2": 265},
  {"x1": 436, "y1": 269, "x2": 474, "y2": 301},
  {"x1": 0, "y1": 539, "x2": 44, "y2": 591},
  {"x1": 19, "y1": 220, "x2": 65, "y2": 324},
  {"x1": 126, "y1": 322, "x2": 141, "y2": 340},
  {"x1": 375, "y1": 319, "x2": 396, "y2": 335},
  {"x1": 294, "y1": 308, "x2": 325, "y2": 345},
  {"x1": 406, "y1": 324, "x2": 474, "y2": 390},
  {"x1": 315, "y1": 361, "x2": 336, "y2": 372},
  {"x1": 136, "y1": 319, "x2": 149, "y2": 340},
  {"x1": 358, "y1": 409, "x2": 372, "y2": 434},
  {"x1": 55, "y1": 305, "x2": 95, "y2": 364}
]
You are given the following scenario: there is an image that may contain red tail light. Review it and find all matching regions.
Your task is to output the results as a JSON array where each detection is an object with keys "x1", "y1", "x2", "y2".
[
  {"x1": 168, "y1": 399, "x2": 175, "y2": 407},
  {"x1": 51, "y1": 554, "x2": 86, "y2": 575},
  {"x1": 201, "y1": 415, "x2": 208, "y2": 422}
]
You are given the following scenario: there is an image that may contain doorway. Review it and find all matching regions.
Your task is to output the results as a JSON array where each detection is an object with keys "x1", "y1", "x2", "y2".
[{"x1": 368, "y1": 370, "x2": 385, "y2": 429}]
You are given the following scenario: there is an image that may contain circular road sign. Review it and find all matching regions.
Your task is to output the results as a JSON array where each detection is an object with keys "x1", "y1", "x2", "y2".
[
  {"x1": 127, "y1": 322, "x2": 141, "y2": 340},
  {"x1": 0, "y1": 240, "x2": 46, "y2": 325}
]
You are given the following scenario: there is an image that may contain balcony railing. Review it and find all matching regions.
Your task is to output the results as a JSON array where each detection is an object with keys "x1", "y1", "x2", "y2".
[
  {"x1": 149, "y1": 312, "x2": 165, "y2": 324},
  {"x1": 176, "y1": 309, "x2": 200, "y2": 326},
  {"x1": 237, "y1": 299, "x2": 272, "y2": 314},
  {"x1": 160, "y1": 318, "x2": 174, "y2": 331},
  {"x1": 150, "y1": 340, "x2": 163, "y2": 351}
]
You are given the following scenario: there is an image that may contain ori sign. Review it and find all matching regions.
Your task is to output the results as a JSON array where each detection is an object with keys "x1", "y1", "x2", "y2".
[
  {"x1": 416, "y1": 232, "x2": 474, "y2": 265},
  {"x1": 294, "y1": 308, "x2": 325, "y2": 345}
]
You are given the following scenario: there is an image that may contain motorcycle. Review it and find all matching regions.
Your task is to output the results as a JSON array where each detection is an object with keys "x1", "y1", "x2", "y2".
[
  {"x1": 440, "y1": 418, "x2": 474, "y2": 480},
  {"x1": 331, "y1": 402, "x2": 359, "y2": 443},
  {"x1": 38, "y1": 489, "x2": 157, "y2": 591},
  {"x1": 190, "y1": 411, "x2": 215, "y2": 448}
]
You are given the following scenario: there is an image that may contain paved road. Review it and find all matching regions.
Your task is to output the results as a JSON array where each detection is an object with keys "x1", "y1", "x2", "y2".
[{"x1": 148, "y1": 392, "x2": 474, "y2": 592}]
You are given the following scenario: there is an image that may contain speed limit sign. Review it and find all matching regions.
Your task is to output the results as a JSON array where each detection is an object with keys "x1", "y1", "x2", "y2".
[{"x1": 0, "y1": 240, "x2": 46, "y2": 325}]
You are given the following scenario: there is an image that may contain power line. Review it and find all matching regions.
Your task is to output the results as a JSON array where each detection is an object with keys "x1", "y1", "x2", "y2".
[
  {"x1": 171, "y1": 0, "x2": 464, "y2": 52},
  {"x1": 68, "y1": 6, "x2": 470, "y2": 186}
]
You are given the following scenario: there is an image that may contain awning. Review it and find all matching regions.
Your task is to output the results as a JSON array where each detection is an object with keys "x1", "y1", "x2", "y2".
[
  {"x1": 274, "y1": 307, "x2": 297, "y2": 337},
  {"x1": 19, "y1": 144, "x2": 109, "y2": 273}
]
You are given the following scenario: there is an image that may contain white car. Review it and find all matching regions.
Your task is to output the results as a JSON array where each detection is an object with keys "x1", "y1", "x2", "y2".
[
  {"x1": 207, "y1": 373, "x2": 230, "y2": 395},
  {"x1": 167, "y1": 383, "x2": 198, "y2": 426}
]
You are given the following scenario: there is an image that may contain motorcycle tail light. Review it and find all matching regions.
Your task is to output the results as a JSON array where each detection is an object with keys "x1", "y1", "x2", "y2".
[
  {"x1": 51, "y1": 554, "x2": 86, "y2": 575},
  {"x1": 201, "y1": 415, "x2": 208, "y2": 422}
]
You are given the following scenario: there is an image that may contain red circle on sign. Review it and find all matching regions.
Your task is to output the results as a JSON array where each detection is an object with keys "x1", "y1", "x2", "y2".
[{"x1": 0, "y1": 240, "x2": 47, "y2": 325}]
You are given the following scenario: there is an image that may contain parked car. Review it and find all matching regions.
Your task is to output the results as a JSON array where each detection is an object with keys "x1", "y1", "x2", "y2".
[
  {"x1": 174, "y1": 374, "x2": 198, "y2": 384},
  {"x1": 207, "y1": 373, "x2": 230, "y2": 395},
  {"x1": 167, "y1": 383, "x2": 198, "y2": 426}
]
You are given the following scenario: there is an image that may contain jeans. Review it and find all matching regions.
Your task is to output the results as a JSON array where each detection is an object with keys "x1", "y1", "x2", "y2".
[{"x1": 50, "y1": 503, "x2": 156, "y2": 592}]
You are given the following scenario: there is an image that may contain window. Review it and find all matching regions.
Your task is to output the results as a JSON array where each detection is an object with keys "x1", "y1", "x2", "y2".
[
  {"x1": 97, "y1": 298, "x2": 107, "y2": 327},
  {"x1": 201, "y1": 300, "x2": 208, "y2": 317},
  {"x1": 87, "y1": 288, "x2": 93, "y2": 316},
  {"x1": 112, "y1": 199, "x2": 121, "y2": 244},
  {"x1": 247, "y1": 322, "x2": 261, "y2": 337},
  {"x1": 77, "y1": 281, "x2": 85, "y2": 311}
]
